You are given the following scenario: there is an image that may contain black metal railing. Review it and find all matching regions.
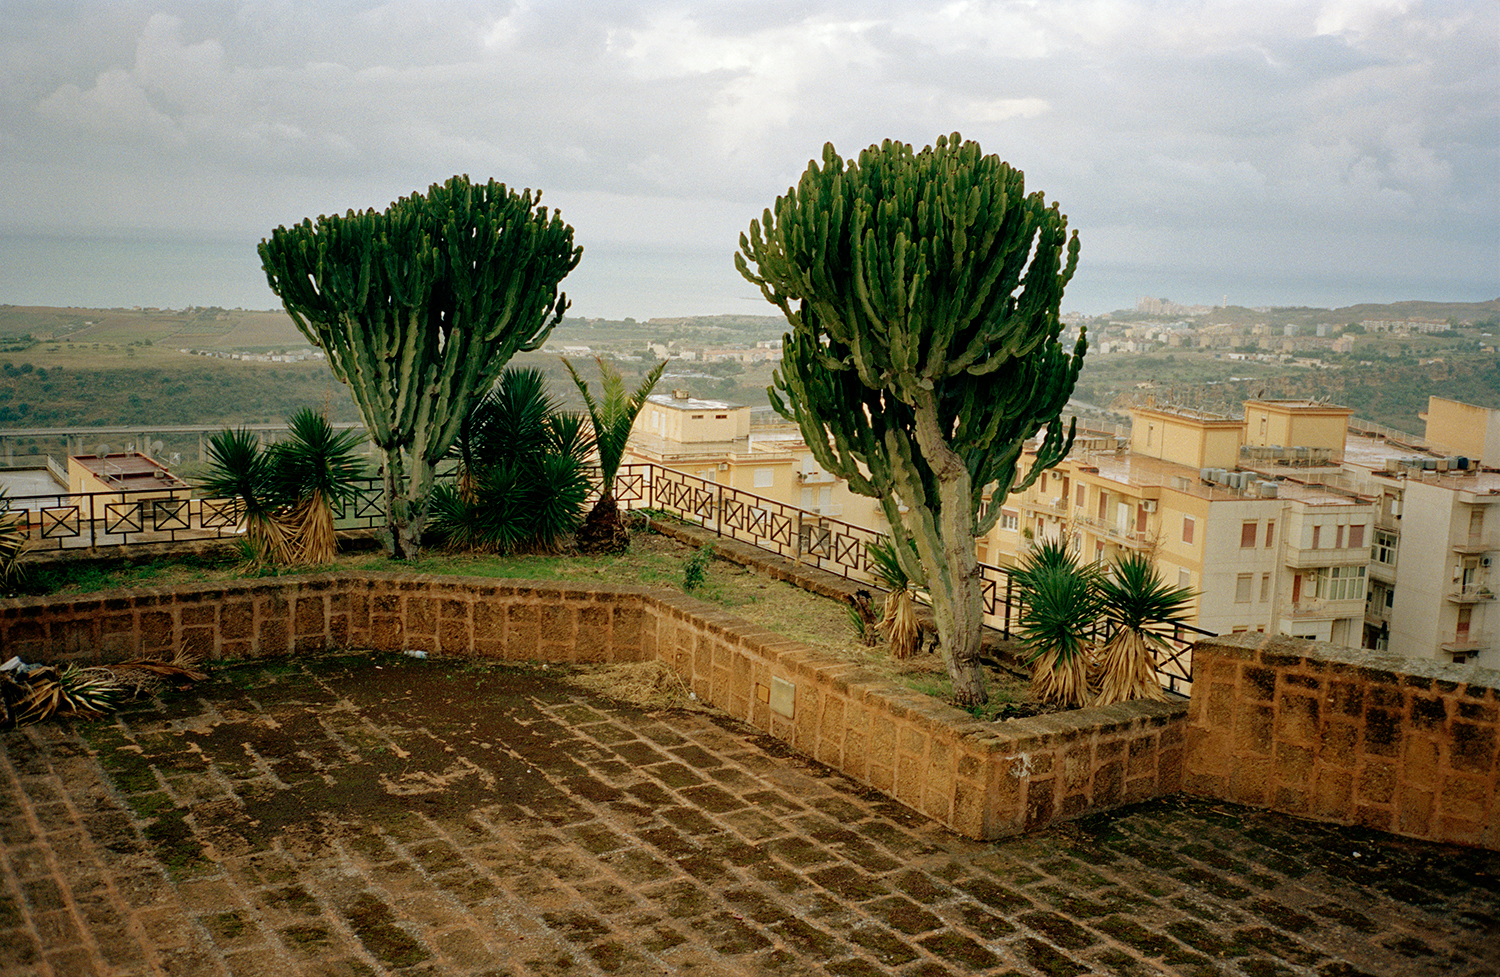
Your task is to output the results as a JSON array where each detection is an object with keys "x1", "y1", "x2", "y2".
[
  {"x1": 0, "y1": 478, "x2": 392, "y2": 552},
  {"x1": 614, "y1": 464, "x2": 1205, "y2": 693},
  {"x1": 2, "y1": 465, "x2": 1204, "y2": 691}
]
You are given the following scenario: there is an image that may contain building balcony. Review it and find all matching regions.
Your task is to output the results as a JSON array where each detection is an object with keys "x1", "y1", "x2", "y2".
[
  {"x1": 1451, "y1": 537, "x2": 1497, "y2": 556},
  {"x1": 1441, "y1": 637, "x2": 1488, "y2": 656},
  {"x1": 1287, "y1": 598, "x2": 1366, "y2": 620},
  {"x1": 797, "y1": 470, "x2": 837, "y2": 484},
  {"x1": 1446, "y1": 586, "x2": 1496, "y2": 604},
  {"x1": 1284, "y1": 547, "x2": 1370, "y2": 570},
  {"x1": 1074, "y1": 515, "x2": 1151, "y2": 551},
  {"x1": 1374, "y1": 511, "x2": 1402, "y2": 533},
  {"x1": 1368, "y1": 561, "x2": 1396, "y2": 585}
]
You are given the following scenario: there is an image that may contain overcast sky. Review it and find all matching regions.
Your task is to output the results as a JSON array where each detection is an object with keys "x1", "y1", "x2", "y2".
[{"x1": 1, "y1": 0, "x2": 1495, "y2": 319}]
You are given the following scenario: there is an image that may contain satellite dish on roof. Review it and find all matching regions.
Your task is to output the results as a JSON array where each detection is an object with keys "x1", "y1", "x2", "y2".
[
  {"x1": 94, "y1": 443, "x2": 110, "y2": 458},
  {"x1": 148, "y1": 439, "x2": 164, "y2": 457}
]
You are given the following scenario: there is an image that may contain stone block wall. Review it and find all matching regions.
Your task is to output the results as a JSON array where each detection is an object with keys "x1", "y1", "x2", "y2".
[
  {"x1": 1184, "y1": 633, "x2": 1499, "y2": 850},
  {"x1": 0, "y1": 573, "x2": 1185, "y2": 841},
  {"x1": 639, "y1": 595, "x2": 1185, "y2": 838}
]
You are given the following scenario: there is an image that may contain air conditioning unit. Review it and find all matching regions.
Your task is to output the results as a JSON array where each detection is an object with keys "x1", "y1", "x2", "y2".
[
  {"x1": 1484, "y1": 557, "x2": 1494, "y2": 568},
  {"x1": 1141, "y1": 500, "x2": 1157, "y2": 513}
]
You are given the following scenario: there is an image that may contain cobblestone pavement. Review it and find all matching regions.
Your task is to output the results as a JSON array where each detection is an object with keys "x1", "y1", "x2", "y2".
[{"x1": 1, "y1": 654, "x2": 1496, "y2": 977}]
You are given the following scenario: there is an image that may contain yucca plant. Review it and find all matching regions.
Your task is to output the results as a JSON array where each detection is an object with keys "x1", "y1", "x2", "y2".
[
  {"x1": 198, "y1": 428, "x2": 293, "y2": 566},
  {"x1": 429, "y1": 367, "x2": 593, "y2": 553},
  {"x1": 0, "y1": 488, "x2": 30, "y2": 589},
  {"x1": 1013, "y1": 541, "x2": 1102, "y2": 708},
  {"x1": 565, "y1": 356, "x2": 667, "y2": 554},
  {"x1": 1094, "y1": 552, "x2": 1196, "y2": 706},
  {"x1": 18, "y1": 664, "x2": 126, "y2": 722},
  {"x1": 868, "y1": 537, "x2": 922, "y2": 659},
  {"x1": 268, "y1": 408, "x2": 367, "y2": 565}
]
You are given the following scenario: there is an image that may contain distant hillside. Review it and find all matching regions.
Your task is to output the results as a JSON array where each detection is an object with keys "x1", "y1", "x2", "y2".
[{"x1": 0, "y1": 304, "x2": 306, "y2": 352}]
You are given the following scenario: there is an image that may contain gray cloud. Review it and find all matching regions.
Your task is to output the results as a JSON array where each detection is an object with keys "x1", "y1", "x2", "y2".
[{"x1": 1, "y1": 0, "x2": 1494, "y2": 317}]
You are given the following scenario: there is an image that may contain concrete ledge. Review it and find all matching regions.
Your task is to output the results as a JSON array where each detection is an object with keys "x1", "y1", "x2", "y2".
[{"x1": 0, "y1": 573, "x2": 1185, "y2": 840}]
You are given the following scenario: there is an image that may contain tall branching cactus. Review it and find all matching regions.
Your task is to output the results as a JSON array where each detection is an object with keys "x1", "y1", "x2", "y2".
[
  {"x1": 259, "y1": 175, "x2": 581, "y2": 559},
  {"x1": 737, "y1": 134, "x2": 1085, "y2": 706}
]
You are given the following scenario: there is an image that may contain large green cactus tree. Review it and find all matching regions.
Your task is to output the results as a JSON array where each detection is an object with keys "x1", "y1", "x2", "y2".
[
  {"x1": 736, "y1": 134, "x2": 1086, "y2": 706},
  {"x1": 259, "y1": 175, "x2": 581, "y2": 560}
]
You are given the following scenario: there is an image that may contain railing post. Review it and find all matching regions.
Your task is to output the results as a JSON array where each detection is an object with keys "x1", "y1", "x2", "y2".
[{"x1": 714, "y1": 483, "x2": 724, "y2": 537}]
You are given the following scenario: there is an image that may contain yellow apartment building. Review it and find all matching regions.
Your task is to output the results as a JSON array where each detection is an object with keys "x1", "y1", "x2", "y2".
[
  {"x1": 990, "y1": 404, "x2": 1376, "y2": 646},
  {"x1": 628, "y1": 389, "x2": 1496, "y2": 666}
]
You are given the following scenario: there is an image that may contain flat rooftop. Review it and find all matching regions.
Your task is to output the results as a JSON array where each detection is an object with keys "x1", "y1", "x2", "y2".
[
  {"x1": 1, "y1": 655, "x2": 1494, "y2": 977},
  {"x1": 71, "y1": 452, "x2": 189, "y2": 490},
  {"x1": 1063, "y1": 451, "x2": 1372, "y2": 507}
]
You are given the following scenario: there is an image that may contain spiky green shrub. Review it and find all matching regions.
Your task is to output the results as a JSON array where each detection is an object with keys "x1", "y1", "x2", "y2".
[
  {"x1": 868, "y1": 538, "x2": 922, "y2": 659},
  {"x1": 1094, "y1": 552, "x2": 1195, "y2": 705},
  {"x1": 1013, "y1": 542, "x2": 1102, "y2": 708},
  {"x1": 268, "y1": 408, "x2": 367, "y2": 565},
  {"x1": 427, "y1": 367, "x2": 592, "y2": 553},
  {"x1": 198, "y1": 428, "x2": 292, "y2": 565}
]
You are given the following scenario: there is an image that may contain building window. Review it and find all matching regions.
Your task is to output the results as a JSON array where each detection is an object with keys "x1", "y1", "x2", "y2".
[
  {"x1": 1319, "y1": 564, "x2": 1366, "y2": 601},
  {"x1": 715, "y1": 414, "x2": 728, "y2": 419},
  {"x1": 1373, "y1": 530, "x2": 1397, "y2": 565},
  {"x1": 1311, "y1": 525, "x2": 1322, "y2": 549},
  {"x1": 1076, "y1": 485, "x2": 1085, "y2": 507},
  {"x1": 1241, "y1": 521, "x2": 1257, "y2": 548},
  {"x1": 1260, "y1": 573, "x2": 1271, "y2": 602},
  {"x1": 1000, "y1": 509, "x2": 1018, "y2": 531},
  {"x1": 1336, "y1": 524, "x2": 1345, "y2": 549},
  {"x1": 1182, "y1": 516, "x2": 1195, "y2": 545},
  {"x1": 1178, "y1": 568, "x2": 1192, "y2": 589},
  {"x1": 691, "y1": 413, "x2": 704, "y2": 419},
  {"x1": 754, "y1": 468, "x2": 774, "y2": 488},
  {"x1": 1348, "y1": 524, "x2": 1365, "y2": 549},
  {"x1": 1266, "y1": 520, "x2": 1275, "y2": 548},
  {"x1": 1236, "y1": 574, "x2": 1253, "y2": 602}
]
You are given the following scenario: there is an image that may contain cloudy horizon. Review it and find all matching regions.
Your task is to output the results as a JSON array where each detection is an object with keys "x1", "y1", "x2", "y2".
[{"x1": 2, "y1": 1, "x2": 1495, "y2": 319}]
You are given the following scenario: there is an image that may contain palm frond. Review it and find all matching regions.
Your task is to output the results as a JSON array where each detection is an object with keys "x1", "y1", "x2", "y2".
[
  {"x1": 198, "y1": 428, "x2": 275, "y2": 517},
  {"x1": 564, "y1": 356, "x2": 666, "y2": 493},
  {"x1": 269, "y1": 407, "x2": 367, "y2": 509}
]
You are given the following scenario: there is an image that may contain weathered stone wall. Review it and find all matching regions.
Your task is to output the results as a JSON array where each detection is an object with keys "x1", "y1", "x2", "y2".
[
  {"x1": 643, "y1": 594, "x2": 1186, "y2": 838},
  {"x1": 1184, "y1": 633, "x2": 1499, "y2": 850},
  {"x1": 0, "y1": 574, "x2": 1185, "y2": 841}
]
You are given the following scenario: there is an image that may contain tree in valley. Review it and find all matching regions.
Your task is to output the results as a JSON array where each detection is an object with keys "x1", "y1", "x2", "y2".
[
  {"x1": 258, "y1": 175, "x2": 581, "y2": 559},
  {"x1": 736, "y1": 134, "x2": 1085, "y2": 706}
]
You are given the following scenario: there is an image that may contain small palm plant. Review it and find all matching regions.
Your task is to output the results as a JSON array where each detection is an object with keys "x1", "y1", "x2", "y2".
[
  {"x1": 1013, "y1": 539, "x2": 1102, "y2": 708},
  {"x1": 564, "y1": 356, "x2": 667, "y2": 554},
  {"x1": 198, "y1": 428, "x2": 293, "y2": 565},
  {"x1": 1093, "y1": 552, "x2": 1196, "y2": 706},
  {"x1": 868, "y1": 537, "x2": 922, "y2": 659},
  {"x1": 429, "y1": 368, "x2": 594, "y2": 553},
  {"x1": 268, "y1": 408, "x2": 367, "y2": 565}
]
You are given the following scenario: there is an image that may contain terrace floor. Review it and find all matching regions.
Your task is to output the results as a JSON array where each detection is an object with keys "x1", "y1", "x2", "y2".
[{"x1": 1, "y1": 654, "x2": 1496, "y2": 977}]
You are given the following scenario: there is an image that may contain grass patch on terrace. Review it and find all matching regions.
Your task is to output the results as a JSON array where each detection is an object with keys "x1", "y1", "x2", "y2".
[{"x1": 14, "y1": 522, "x2": 1033, "y2": 714}]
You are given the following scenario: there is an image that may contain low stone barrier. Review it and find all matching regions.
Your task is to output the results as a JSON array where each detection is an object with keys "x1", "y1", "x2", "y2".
[
  {"x1": 1184, "y1": 633, "x2": 1499, "y2": 850},
  {"x1": 0, "y1": 573, "x2": 1184, "y2": 841}
]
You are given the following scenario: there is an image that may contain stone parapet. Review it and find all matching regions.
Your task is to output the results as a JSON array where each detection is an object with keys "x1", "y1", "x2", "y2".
[
  {"x1": 0, "y1": 573, "x2": 1183, "y2": 840},
  {"x1": 1184, "y1": 633, "x2": 1499, "y2": 850}
]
